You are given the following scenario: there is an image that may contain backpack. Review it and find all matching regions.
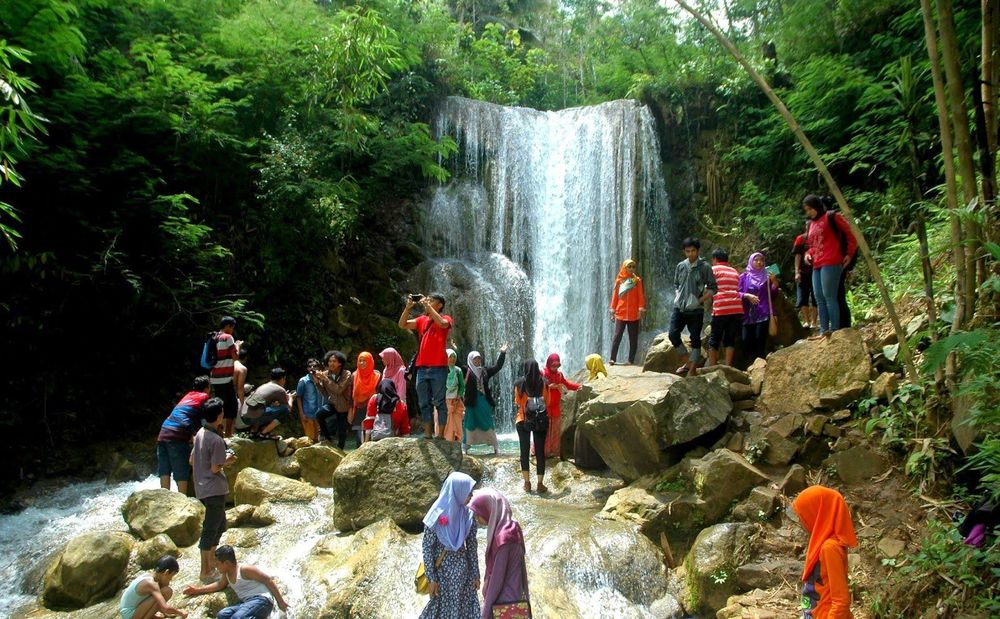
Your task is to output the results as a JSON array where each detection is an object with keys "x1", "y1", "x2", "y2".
[
  {"x1": 199, "y1": 331, "x2": 219, "y2": 370},
  {"x1": 826, "y1": 210, "x2": 859, "y2": 272},
  {"x1": 524, "y1": 396, "x2": 548, "y2": 432}
]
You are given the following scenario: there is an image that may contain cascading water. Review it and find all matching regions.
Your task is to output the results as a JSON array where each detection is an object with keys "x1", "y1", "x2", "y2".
[{"x1": 418, "y1": 97, "x2": 671, "y2": 432}]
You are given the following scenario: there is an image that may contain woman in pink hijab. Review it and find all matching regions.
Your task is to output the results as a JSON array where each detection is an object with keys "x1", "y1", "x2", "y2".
[
  {"x1": 469, "y1": 489, "x2": 529, "y2": 619},
  {"x1": 379, "y1": 347, "x2": 407, "y2": 401}
]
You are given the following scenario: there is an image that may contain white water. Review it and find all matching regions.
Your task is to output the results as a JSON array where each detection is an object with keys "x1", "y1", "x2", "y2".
[{"x1": 422, "y1": 97, "x2": 671, "y2": 380}]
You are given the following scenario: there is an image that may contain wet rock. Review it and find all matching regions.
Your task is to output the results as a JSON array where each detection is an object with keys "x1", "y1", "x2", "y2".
[
  {"x1": 122, "y1": 489, "x2": 205, "y2": 547},
  {"x1": 275, "y1": 455, "x2": 300, "y2": 478},
  {"x1": 747, "y1": 358, "x2": 767, "y2": 395},
  {"x1": 778, "y1": 465, "x2": 808, "y2": 496},
  {"x1": 642, "y1": 332, "x2": 685, "y2": 372},
  {"x1": 134, "y1": 533, "x2": 178, "y2": 570},
  {"x1": 226, "y1": 437, "x2": 282, "y2": 497},
  {"x1": 221, "y1": 527, "x2": 261, "y2": 548},
  {"x1": 872, "y1": 372, "x2": 899, "y2": 401},
  {"x1": 824, "y1": 445, "x2": 887, "y2": 484},
  {"x1": 294, "y1": 444, "x2": 345, "y2": 488},
  {"x1": 226, "y1": 504, "x2": 256, "y2": 528},
  {"x1": 759, "y1": 329, "x2": 872, "y2": 413},
  {"x1": 579, "y1": 372, "x2": 732, "y2": 481},
  {"x1": 331, "y1": 437, "x2": 480, "y2": 531},
  {"x1": 735, "y1": 559, "x2": 800, "y2": 589},
  {"x1": 250, "y1": 501, "x2": 278, "y2": 527},
  {"x1": 233, "y1": 467, "x2": 317, "y2": 506},
  {"x1": 546, "y1": 461, "x2": 624, "y2": 507},
  {"x1": 649, "y1": 594, "x2": 685, "y2": 618},
  {"x1": 684, "y1": 522, "x2": 756, "y2": 614},
  {"x1": 43, "y1": 531, "x2": 133, "y2": 609}
]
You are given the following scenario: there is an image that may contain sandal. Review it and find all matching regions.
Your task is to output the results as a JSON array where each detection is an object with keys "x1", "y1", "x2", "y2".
[{"x1": 676, "y1": 365, "x2": 690, "y2": 376}]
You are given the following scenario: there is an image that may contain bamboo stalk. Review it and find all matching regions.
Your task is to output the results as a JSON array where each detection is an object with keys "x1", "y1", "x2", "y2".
[{"x1": 669, "y1": 0, "x2": 919, "y2": 382}]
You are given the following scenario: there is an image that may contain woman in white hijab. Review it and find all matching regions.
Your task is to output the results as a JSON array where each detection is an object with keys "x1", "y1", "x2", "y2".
[
  {"x1": 419, "y1": 472, "x2": 480, "y2": 619},
  {"x1": 462, "y1": 344, "x2": 508, "y2": 455}
]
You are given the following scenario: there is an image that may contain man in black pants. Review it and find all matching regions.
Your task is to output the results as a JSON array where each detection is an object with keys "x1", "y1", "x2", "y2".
[
  {"x1": 668, "y1": 238, "x2": 717, "y2": 376},
  {"x1": 190, "y1": 398, "x2": 236, "y2": 582},
  {"x1": 314, "y1": 350, "x2": 354, "y2": 448}
]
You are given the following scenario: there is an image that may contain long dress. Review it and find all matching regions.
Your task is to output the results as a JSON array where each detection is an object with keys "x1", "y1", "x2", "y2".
[
  {"x1": 463, "y1": 351, "x2": 506, "y2": 450},
  {"x1": 419, "y1": 525, "x2": 481, "y2": 619},
  {"x1": 541, "y1": 372, "x2": 580, "y2": 459}
]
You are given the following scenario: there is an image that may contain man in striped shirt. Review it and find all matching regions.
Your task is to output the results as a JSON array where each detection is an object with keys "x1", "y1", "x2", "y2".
[
  {"x1": 707, "y1": 248, "x2": 744, "y2": 367},
  {"x1": 211, "y1": 316, "x2": 242, "y2": 437}
]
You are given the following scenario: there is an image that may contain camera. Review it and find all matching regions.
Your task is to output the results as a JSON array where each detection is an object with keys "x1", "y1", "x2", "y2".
[{"x1": 409, "y1": 293, "x2": 424, "y2": 303}]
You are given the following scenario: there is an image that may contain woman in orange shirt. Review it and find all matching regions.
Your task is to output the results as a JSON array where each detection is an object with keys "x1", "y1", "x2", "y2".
[
  {"x1": 791, "y1": 485, "x2": 857, "y2": 619},
  {"x1": 608, "y1": 259, "x2": 647, "y2": 365}
]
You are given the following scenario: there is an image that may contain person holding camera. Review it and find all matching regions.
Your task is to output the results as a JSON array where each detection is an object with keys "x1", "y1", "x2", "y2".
[
  {"x1": 399, "y1": 293, "x2": 453, "y2": 439},
  {"x1": 314, "y1": 350, "x2": 353, "y2": 448},
  {"x1": 514, "y1": 360, "x2": 549, "y2": 494},
  {"x1": 295, "y1": 359, "x2": 325, "y2": 442}
]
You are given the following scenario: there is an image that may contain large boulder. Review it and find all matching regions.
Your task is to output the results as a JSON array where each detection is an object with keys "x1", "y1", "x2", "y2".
[
  {"x1": 122, "y1": 489, "x2": 205, "y2": 547},
  {"x1": 233, "y1": 467, "x2": 317, "y2": 506},
  {"x1": 823, "y1": 445, "x2": 887, "y2": 484},
  {"x1": 544, "y1": 460, "x2": 624, "y2": 507},
  {"x1": 642, "y1": 332, "x2": 686, "y2": 373},
  {"x1": 226, "y1": 437, "x2": 283, "y2": 497},
  {"x1": 684, "y1": 523, "x2": 756, "y2": 614},
  {"x1": 295, "y1": 444, "x2": 346, "y2": 488},
  {"x1": 43, "y1": 531, "x2": 134, "y2": 609},
  {"x1": 759, "y1": 328, "x2": 872, "y2": 414},
  {"x1": 134, "y1": 533, "x2": 179, "y2": 569},
  {"x1": 579, "y1": 372, "x2": 732, "y2": 481},
  {"x1": 331, "y1": 437, "x2": 481, "y2": 531}
]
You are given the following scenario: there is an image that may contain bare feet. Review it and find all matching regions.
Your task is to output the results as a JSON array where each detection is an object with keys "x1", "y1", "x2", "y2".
[
  {"x1": 523, "y1": 480, "x2": 531, "y2": 493},
  {"x1": 536, "y1": 483, "x2": 549, "y2": 494}
]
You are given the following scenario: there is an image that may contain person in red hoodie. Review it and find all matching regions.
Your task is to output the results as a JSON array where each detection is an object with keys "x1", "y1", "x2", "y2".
[
  {"x1": 802, "y1": 195, "x2": 857, "y2": 338},
  {"x1": 541, "y1": 353, "x2": 580, "y2": 460},
  {"x1": 791, "y1": 485, "x2": 857, "y2": 619},
  {"x1": 608, "y1": 259, "x2": 647, "y2": 365}
]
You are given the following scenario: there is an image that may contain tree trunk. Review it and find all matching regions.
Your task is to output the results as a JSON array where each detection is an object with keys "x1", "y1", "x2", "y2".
[
  {"x1": 973, "y1": 64, "x2": 998, "y2": 237},
  {"x1": 982, "y1": 0, "x2": 999, "y2": 236},
  {"x1": 937, "y1": 0, "x2": 983, "y2": 305},
  {"x1": 670, "y1": 0, "x2": 920, "y2": 382}
]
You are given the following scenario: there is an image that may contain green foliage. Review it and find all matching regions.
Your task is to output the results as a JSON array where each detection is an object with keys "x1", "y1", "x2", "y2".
[{"x1": 449, "y1": 22, "x2": 554, "y2": 106}]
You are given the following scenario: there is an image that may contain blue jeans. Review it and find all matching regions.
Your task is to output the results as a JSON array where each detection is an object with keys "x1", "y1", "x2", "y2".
[
  {"x1": 416, "y1": 366, "x2": 448, "y2": 425},
  {"x1": 813, "y1": 264, "x2": 844, "y2": 333},
  {"x1": 156, "y1": 441, "x2": 191, "y2": 481},
  {"x1": 217, "y1": 595, "x2": 274, "y2": 619}
]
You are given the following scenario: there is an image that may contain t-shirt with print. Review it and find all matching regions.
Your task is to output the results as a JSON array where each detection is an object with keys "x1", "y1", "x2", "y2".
[
  {"x1": 157, "y1": 391, "x2": 209, "y2": 443},
  {"x1": 192, "y1": 424, "x2": 228, "y2": 500},
  {"x1": 414, "y1": 314, "x2": 452, "y2": 368},
  {"x1": 210, "y1": 332, "x2": 237, "y2": 385}
]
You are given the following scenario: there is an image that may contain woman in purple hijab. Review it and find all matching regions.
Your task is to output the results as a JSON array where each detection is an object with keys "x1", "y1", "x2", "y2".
[
  {"x1": 419, "y1": 472, "x2": 481, "y2": 619},
  {"x1": 738, "y1": 252, "x2": 779, "y2": 362},
  {"x1": 469, "y1": 489, "x2": 529, "y2": 619}
]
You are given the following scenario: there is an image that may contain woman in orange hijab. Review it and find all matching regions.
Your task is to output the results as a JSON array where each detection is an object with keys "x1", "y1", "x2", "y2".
[
  {"x1": 352, "y1": 352, "x2": 381, "y2": 444},
  {"x1": 791, "y1": 485, "x2": 858, "y2": 619},
  {"x1": 608, "y1": 259, "x2": 647, "y2": 365}
]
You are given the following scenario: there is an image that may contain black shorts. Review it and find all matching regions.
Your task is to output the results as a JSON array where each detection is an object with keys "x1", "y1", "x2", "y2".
[
  {"x1": 796, "y1": 274, "x2": 816, "y2": 308},
  {"x1": 708, "y1": 314, "x2": 742, "y2": 350},
  {"x1": 213, "y1": 381, "x2": 239, "y2": 419}
]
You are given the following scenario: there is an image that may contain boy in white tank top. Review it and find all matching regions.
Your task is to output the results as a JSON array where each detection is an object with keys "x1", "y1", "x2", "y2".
[{"x1": 183, "y1": 545, "x2": 289, "y2": 618}]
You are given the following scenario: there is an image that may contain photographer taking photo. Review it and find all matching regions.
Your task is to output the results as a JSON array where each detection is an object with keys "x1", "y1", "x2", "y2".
[{"x1": 398, "y1": 293, "x2": 453, "y2": 439}]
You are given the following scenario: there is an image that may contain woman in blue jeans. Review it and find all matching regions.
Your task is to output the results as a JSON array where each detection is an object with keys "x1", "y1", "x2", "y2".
[{"x1": 802, "y1": 195, "x2": 857, "y2": 337}]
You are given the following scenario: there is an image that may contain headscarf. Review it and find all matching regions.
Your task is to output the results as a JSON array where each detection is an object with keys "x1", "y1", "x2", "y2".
[
  {"x1": 352, "y1": 352, "x2": 381, "y2": 405},
  {"x1": 514, "y1": 360, "x2": 544, "y2": 397},
  {"x1": 375, "y1": 378, "x2": 399, "y2": 417},
  {"x1": 792, "y1": 485, "x2": 858, "y2": 582},
  {"x1": 616, "y1": 259, "x2": 639, "y2": 296},
  {"x1": 422, "y1": 472, "x2": 476, "y2": 551},
  {"x1": 585, "y1": 354, "x2": 609, "y2": 381},
  {"x1": 469, "y1": 489, "x2": 524, "y2": 587},
  {"x1": 467, "y1": 351, "x2": 485, "y2": 391},
  {"x1": 378, "y1": 347, "x2": 406, "y2": 399},
  {"x1": 745, "y1": 252, "x2": 769, "y2": 291},
  {"x1": 542, "y1": 353, "x2": 562, "y2": 383}
]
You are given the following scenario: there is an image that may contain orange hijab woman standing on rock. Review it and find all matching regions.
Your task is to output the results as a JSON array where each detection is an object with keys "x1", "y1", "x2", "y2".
[
  {"x1": 608, "y1": 259, "x2": 647, "y2": 365},
  {"x1": 791, "y1": 485, "x2": 858, "y2": 619}
]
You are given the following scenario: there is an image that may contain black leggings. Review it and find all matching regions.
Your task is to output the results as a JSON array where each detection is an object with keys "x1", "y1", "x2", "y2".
[
  {"x1": 317, "y1": 406, "x2": 353, "y2": 448},
  {"x1": 837, "y1": 270, "x2": 852, "y2": 328},
  {"x1": 742, "y1": 320, "x2": 769, "y2": 363},
  {"x1": 610, "y1": 319, "x2": 640, "y2": 363},
  {"x1": 516, "y1": 421, "x2": 547, "y2": 476}
]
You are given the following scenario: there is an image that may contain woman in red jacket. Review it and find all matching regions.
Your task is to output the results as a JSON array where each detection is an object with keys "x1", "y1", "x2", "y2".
[
  {"x1": 802, "y1": 195, "x2": 857, "y2": 337},
  {"x1": 541, "y1": 353, "x2": 580, "y2": 460},
  {"x1": 608, "y1": 259, "x2": 647, "y2": 365}
]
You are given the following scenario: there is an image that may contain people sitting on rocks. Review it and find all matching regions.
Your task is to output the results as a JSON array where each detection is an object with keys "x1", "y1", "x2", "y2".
[
  {"x1": 514, "y1": 360, "x2": 549, "y2": 494},
  {"x1": 789, "y1": 485, "x2": 857, "y2": 619},
  {"x1": 295, "y1": 358, "x2": 325, "y2": 443},
  {"x1": 419, "y1": 472, "x2": 480, "y2": 619},
  {"x1": 608, "y1": 258, "x2": 647, "y2": 365},
  {"x1": 315, "y1": 350, "x2": 353, "y2": 448},
  {"x1": 442, "y1": 348, "x2": 466, "y2": 442},
  {"x1": 352, "y1": 351, "x2": 381, "y2": 444},
  {"x1": 541, "y1": 353, "x2": 579, "y2": 460},
  {"x1": 191, "y1": 397, "x2": 236, "y2": 583},
  {"x1": 707, "y1": 248, "x2": 743, "y2": 367},
  {"x1": 399, "y1": 293, "x2": 454, "y2": 439},
  {"x1": 469, "y1": 489, "x2": 530, "y2": 619},
  {"x1": 242, "y1": 367, "x2": 291, "y2": 440},
  {"x1": 463, "y1": 346, "x2": 507, "y2": 455},
  {"x1": 669, "y1": 237, "x2": 717, "y2": 376},
  {"x1": 119, "y1": 554, "x2": 187, "y2": 619},
  {"x1": 739, "y1": 252, "x2": 779, "y2": 363},
  {"x1": 365, "y1": 378, "x2": 407, "y2": 442},
  {"x1": 183, "y1": 545, "x2": 289, "y2": 618},
  {"x1": 157, "y1": 375, "x2": 211, "y2": 494},
  {"x1": 585, "y1": 353, "x2": 609, "y2": 380}
]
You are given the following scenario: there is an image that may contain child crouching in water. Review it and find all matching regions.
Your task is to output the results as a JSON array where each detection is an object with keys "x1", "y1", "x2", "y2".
[
  {"x1": 119, "y1": 555, "x2": 188, "y2": 619},
  {"x1": 790, "y1": 485, "x2": 858, "y2": 619},
  {"x1": 442, "y1": 348, "x2": 465, "y2": 442}
]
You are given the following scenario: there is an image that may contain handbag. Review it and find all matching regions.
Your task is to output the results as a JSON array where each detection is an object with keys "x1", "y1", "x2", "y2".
[
  {"x1": 492, "y1": 557, "x2": 532, "y2": 618},
  {"x1": 414, "y1": 549, "x2": 447, "y2": 595},
  {"x1": 766, "y1": 278, "x2": 779, "y2": 337}
]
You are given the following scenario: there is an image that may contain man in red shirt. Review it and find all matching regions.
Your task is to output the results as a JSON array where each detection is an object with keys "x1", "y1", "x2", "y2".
[
  {"x1": 707, "y1": 248, "x2": 744, "y2": 367},
  {"x1": 399, "y1": 293, "x2": 453, "y2": 439}
]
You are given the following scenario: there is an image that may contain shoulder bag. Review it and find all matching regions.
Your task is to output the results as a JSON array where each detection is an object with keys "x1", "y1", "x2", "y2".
[
  {"x1": 766, "y1": 278, "x2": 778, "y2": 338},
  {"x1": 492, "y1": 559, "x2": 532, "y2": 618},
  {"x1": 414, "y1": 548, "x2": 447, "y2": 595}
]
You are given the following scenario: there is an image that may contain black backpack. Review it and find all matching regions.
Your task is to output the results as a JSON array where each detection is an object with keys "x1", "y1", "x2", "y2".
[
  {"x1": 826, "y1": 210, "x2": 859, "y2": 272},
  {"x1": 524, "y1": 396, "x2": 548, "y2": 432},
  {"x1": 200, "y1": 331, "x2": 219, "y2": 370}
]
